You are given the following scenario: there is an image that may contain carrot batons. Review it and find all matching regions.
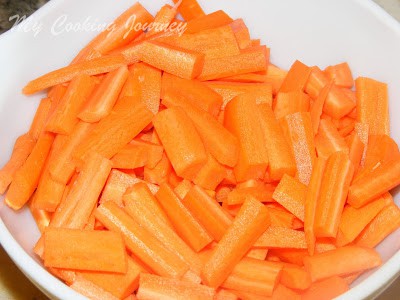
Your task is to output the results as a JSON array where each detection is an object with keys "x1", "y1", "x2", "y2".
[
  {"x1": 202, "y1": 198, "x2": 270, "y2": 288},
  {"x1": 224, "y1": 94, "x2": 269, "y2": 182},
  {"x1": 274, "y1": 91, "x2": 310, "y2": 119},
  {"x1": 315, "y1": 119, "x2": 349, "y2": 159},
  {"x1": 356, "y1": 77, "x2": 389, "y2": 135},
  {"x1": 146, "y1": 4, "x2": 177, "y2": 37},
  {"x1": 301, "y1": 276, "x2": 349, "y2": 300},
  {"x1": 324, "y1": 62, "x2": 354, "y2": 88},
  {"x1": 70, "y1": 276, "x2": 119, "y2": 300},
  {"x1": 280, "y1": 263, "x2": 311, "y2": 291},
  {"x1": 279, "y1": 60, "x2": 311, "y2": 93},
  {"x1": 310, "y1": 82, "x2": 332, "y2": 135},
  {"x1": 254, "y1": 227, "x2": 307, "y2": 249},
  {"x1": 185, "y1": 10, "x2": 232, "y2": 33},
  {"x1": 29, "y1": 98, "x2": 52, "y2": 139},
  {"x1": 99, "y1": 170, "x2": 137, "y2": 206},
  {"x1": 193, "y1": 154, "x2": 226, "y2": 190},
  {"x1": 172, "y1": 0, "x2": 205, "y2": 21},
  {"x1": 44, "y1": 227, "x2": 127, "y2": 273}
]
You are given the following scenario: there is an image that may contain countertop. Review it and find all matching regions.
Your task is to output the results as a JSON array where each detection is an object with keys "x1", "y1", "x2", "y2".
[{"x1": 0, "y1": 0, "x2": 400, "y2": 299}]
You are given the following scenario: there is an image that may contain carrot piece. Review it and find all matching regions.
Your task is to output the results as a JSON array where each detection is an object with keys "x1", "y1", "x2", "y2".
[
  {"x1": 183, "y1": 185, "x2": 233, "y2": 241},
  {"x1": 336, "y1": 193, "x2": 392, "y2": 247},
  {"x1": 45, "y1": 75, "x2": 96, "y2": 134},
  {"x1": 280, "y1": 263, "x2": 311, "y2": 291},
  {"x1": 280, "y1": 112, "x2": 316, "y2": 185},
  {"x1": 305, "y1": 66, "x2": 329, "y2": 99},
  {"x1": 246, "y1": 248, "x2": 269, "y2": 260},
  {"x1": 95, "y1": 201, "x2": 189, "y2": 278},
  {"x1": 222, "y1": 258, "x2": 282, "y2": 297},
  {"x1": 206, "y1": 81, "x2": 273, "y2": 110},
  {"x1": 73, "y1": 96, "x2": 153, "y2": 164},
  {"x1": 79, "y1": 256, "x2": 141, "y2": 299},
  {"x1": 159, "y1": 25, "x2": 241, "y2": 60},
  {"x1": 162, "y1": 91, "x2": 239, "y2": 167},
  {"x1": 354, "y1": 123, "x2": 369, "y2": 168},
  {"x1": 254, "y1": 227, "x2": 307, "y2": 249},
  {"x1": 202, "y1": 197, "x2": 271, "y2": 287},
  {"x1": 29, "y1": 196, "x2": 52, "y2": 233},
  {"x1": 220, "y1": 73, "x2": 268, "y2": 84},
  {"x1": 315, "y1": 119, "x2": 349, "y2": 159},
  {"x1": 185, "y1": 10, "x2": 232, "y2": 33},
  {"x1": 5, "y1": 132, "x2": 54, "y2": 210},
  {"x1": 356, "y1": 77, "x2": 389, "y2": 135},
  {"x1": 215, "y1": 289, "x2": 239, "y2": 300},
  {"x1": 29, "y1": 98, "x2": 52, "y2": 140},
  {"x1": 79, "y1": 66, "x2": 129, "y2": 123},
  {"x1": 174, "y1": 179, "x2": 193, "y2": 199},
  {"x1": 99, "y1": 170, "x2": 136, "y2": 206},
  {"x1": 144, "y1": 153, "x2": 172, "y2": 185},
  {"x1": 147, "y1": 4, "x2": 177, "y2": 37},
  {"x1": 192, "y1": 154, "x2": 226, "y2": 191},
  {"x1": 224, "y1": 94, "x2": 269, "y2": 182},
  {"x1": 273, "y1": 91, "x2": 310, "y2": 119},
  {"x1": 279, "y1": 60, "x2": 311, "y2": 93},
  {"x1": 137, "y1": 41, "x2": 204, "y2": 80},
  {"x1": 304, "y1": 157, "x2": 326, "y2": 255},
  {"x1": 23, "y1": 54, "x2": 128, "y2": 95},
  {"x1": 324, "y1": 62, "x2": 354, "y2": 88},
  {"x1": 123, "y1": 183, "x2": 202, "y2": 274},
  {"x1": 258, "y1": 104, "x2": 296, "y2": 180},
  {"x1": 355, "y1": 202, "x2": 400, "y2": 248},
  {"x1": 272, "y1": 174, "x2": 306, "y2": 221},
  {"x1": 44, "y1": 227, "x2": 126, "y2": 273},
  {"x1": 198, "y1": 47, "x2": 268, "y2": 81},
  {"x1": 348, "y1": 156, "x2": 400, "y2": 208},
  {"x1": 49, "y1": 121, "x2": 92, "y2": 184},
  {"x1": 172, "y1": 0, "x2": 205, "y2": 21},
  {"x1": 153, "y1": 107, "x2": 207, "y2": 180},
  {"x1": 155, "y1": 183, "x2": 213, "y2": 252},
  {"x1": 230, "y1": 19, "x2": 251, "y2": 49},
  {"x1": 266, "y1": 206, "x2": 296, "y2": 229},
  {"x1": 304, "y1": 246, "x2": 381, "y2": 282},
  {"x1": 70, "y1": 276, "x2": 120, "y2": 300},
  {"x1": 227, "y1": 183, "x2": 275, "y2": 206},
  {"x1": 301, "y1": 276, "x2": 349, "y2": 300},
  {"x1": 137, "y1": 273, "x2": 215, "y2": 300},
  {"x1": 0, "y1": 133, "x2": 36, "y2": 195},
  {"x1": 346, "y1": 133, "x2": 364, "y2": 174},
  {"x1": 310, "y1": 81, "x2": 333, "y2": 135},
  {"x1": 162, "y1": 73, "x2": 223, "y2": 117}
]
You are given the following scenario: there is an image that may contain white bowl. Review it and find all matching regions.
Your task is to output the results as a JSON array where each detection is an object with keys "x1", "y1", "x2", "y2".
[{"x1": 1, "y1": 0, "x2": 400, "y2": 299}]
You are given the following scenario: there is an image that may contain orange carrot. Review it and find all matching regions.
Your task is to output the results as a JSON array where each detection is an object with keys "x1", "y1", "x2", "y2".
[
  {"x1": 137, "y1": 41, "x2": 204, "y2": 80},
  {"x1": 202, "y1": 197, "x2": 270, "y2": 287},
  {"x1": 266, "y1": 206, "x2": 297, "y2": 229},
  {"x1": 227, "y1": 183, "x2": 275, "y2": 206},
  {"x1": 99, "y1": 170, "x2": 137, "y2": 206},
  {"x1": 137, "y1": 273, "x2": 215, "y2": 300},
  {"x1": 224, "y1": 93, "x2": 269, "y2": 182},
  {"x1": 280, "y1": 263, "x2": 311, "y2": 291},
  {"x1": 70, "y1": 275, "x2": 120, "y2": 300},
  {"x1": 280, "y1": 112, "x2": 316, "y2": 185},
  {"x1": 354, "y1": 122, "x2": 369, "y2": 166},
  {"x1": 346, "y1": 133, "x2": 364, "y2": 174},
  {"x1": 254, "y1": 227, "x2": 307, "y2": 249},
  {"x1": 29, "y1": 98, "x2": 52, "y2": 139},
  {"x1": 272, "y1": 174, "x2": 306, "y2": 221},
  {"x1": 95, "y1": 201, "x2": 189, "y2": 278},
  {"x1": 144, "y1": 153, "x2": 172, "y2": 185},
  {"x1": 279, "y1": 60, "x2": 311, "y2": 93},
  {"x1": 193, "y1": 154, "x2": 226, "y2": 191},
  {"x1": 174, "y1": 179, "x2": 193, "y2": 199},
  {"x1": 303, "y1": 246, "x2": 381, "y2": 282},
  {"x1": 153, "y1": 107, "x2": 207, "y2": 180},
  {"x1": 315, "y1": 119, "x2": 349, "y2": 159},
  {"x1": 324, "y1": 62, "x2": 354, "y2": 88},
  {"x1": 310, "y1": 81, "x2": 333, "y2": 135},
  {"x1": 215, "y1": 289, "x2": 239, "y2": 300},
  {"x1": 29, "y1": 196, "x2": 52, "y2": 233},
  {"x1": 301, "y1": 276, "x2": 349, "y2": 300},
  {"x1": 79, "y1": 66, "x2": 129, "y2": 122},
  {"x1": 356, "y1": 77, "x2": 389, "y2": 135},
  {"x1": 147, "y1": 4, "x2": 177, "y2": 37},
  {"x1": 246, "y1": 248, "x2": 269, "y2": 260},
  {"x1": 45, "y1": 74, "x2": 97, "y2": 134},
  {"x1": 274, "y1": 91, "x2": 310, "y2": 119},
  {"x1": 5, "y1": 132, "x2": 54, "y2": 210},
  {"x1": 0, "y1": 133, "x2": 36, "y2": 194},
  {"x1": 185, "y1": 10, "x2": 232, "y2": 33},
  {"x1": 355, "y1": 202, "x2": 400, "y2": 248},
  {"x1": 172, "y1": 0, "x2": 205, "y2": 21},
  {"x1": 230, "y1": 19, "x2": 251, "y2": 49},
  {"x1": 305, "y1": 66, "x2": 328, "y2": 98},
  {"x1": 44, "y1": 227, "x2": 127, "y2": 273},
  {"x1": 162, "y1": 73, "x2": 223, "y2": 117}
]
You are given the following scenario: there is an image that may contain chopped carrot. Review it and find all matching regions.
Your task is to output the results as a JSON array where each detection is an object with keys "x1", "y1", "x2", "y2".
[
  {"x1": 29, "y1": 98, "x2": 52, "y2": 139},
  {"x1": 193, "y1": 154, "x2": 226, "y2": 190},
  {"x1": 280, "y1": 263, "x2": 311, "y2": 291},
  {"x1": 301, "y1": 276, "x2": 349, "y2": 300},
  {"x1": 215, "y1": 289, "x2": 239, "y2": 300},
  {"x1": 315, "y1": 119, "x2": 349, "y2": 159},
  {"x1": 29, "y1": 196, "x2": 52, "y2": 233},
  {"x1": 310, "y1": 81, "x2": 333, "y2": 135},
  {"x1": 254, "y1": 227, "x2": 307, "y2": 249},
  {"x1": 227, "y1": 183, "x2": 275, "y2": 205},
  {"x1": 99, "y1": 170, "x2": 136, "y2": 206},
  {"x1": 261, "y1": 65, "x2": 288, "y2": 95},
  {"x1": 144, "y1": 153, "x2": 172, "y2": 185},
  {"x1": 246, "y1": 248, "x2": 269, "y2": 260},
  {"x1": 185, "y1": 10, "x2": 232, "y2": 33},
  {"x1": 274, "y1": 91, "x2": 310, "y2": 119},
  {"x1": 174, "y1": 179, "x2": 193, "y2": 199},
  {"x1": 354, "y1": 122, "x2": 369, "y2": 166},
  {"x1": 279, "y1": 60, "x2": 311, "y2": 93},
  {"x1": 70, "y1": 275, "x2": 120, "y2": 300},
  {"x1": 172, "y1": 0, "x2": 205, "y2": 21},
  {"x1": 230, "y1": 19, "x2": 251, "y2": 49},
  {"x1": 147, "y1": 4, "x2": 177, "y2": 37},
  {"x1": 267, "y1": 206, "x2": 297, "y2": 229},
  {"x1": 324, "y1": 62, "x2": 354, "y2": 88}
]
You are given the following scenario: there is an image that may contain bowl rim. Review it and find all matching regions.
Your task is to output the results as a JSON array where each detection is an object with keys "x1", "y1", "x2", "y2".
[{"x1": 0, "y1": 0, "x2": 400, "y2": 299}]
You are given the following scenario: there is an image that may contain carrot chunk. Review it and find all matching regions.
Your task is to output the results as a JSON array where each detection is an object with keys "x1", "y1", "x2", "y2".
[
  {"x1": 274, "y1": 91, "x2": 310, "y2": 119},
  {"x1": 301, "y1": 276, "x2": 349, "y2": 300},
  {"x1": 172, "y1": 0, "x2": 205, "y2": 21},
  {"x1": 185, "y1": 10, "x2": 232, "y2": 33},
  {"x1": 324, "y1": 62, "x2": 354, "y2": 88}
]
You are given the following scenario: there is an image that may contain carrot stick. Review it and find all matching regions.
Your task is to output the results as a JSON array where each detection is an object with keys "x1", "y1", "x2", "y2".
[
  {"x1": 224, "y1": 94, "x2": 269, "y2": 182},
  {"x1": 230, "y1": 19, "x2": 251, "y2": 49},
  {"x1": 47, "y1": 76, "x2": 97, "y2": 134},
  {"x1": 280, "y1": 112, "x2": 316, "y2": 185},
  {"x1": 346, "y1": 133, "x2": 364, "y2": 174},
  {"x1": 301, "y1": 276, "x2": 349, "y2": 300},
  {"x1": 348, "y1": 156, "x2": 400, "y2": 208},
  {"x1": 23, "y1": 54, "x2": 128, "y2": 95},
  {"x1": 99, "y1": 170, "x2": 137, "y2": 206},
  {"x1": 155, "y1": 183, "x2": 213, "y2": 252},
  {"x1": 310, "y1": 82, "x2": 333, "y2": 135},
  {"x1": 221, "y1": 258, "x2": 282, "y2": 297},
  {"x1": 324, "y1": 62, "x2": 354, "y2": 88},
  {"x1": 29, "y1": 195, "x2": 52, "y2": 233},
  {"x1": 304, "y1": 157, "x2": 326, "y2": 255},
  {"x1": 305, "y1": 66, "x2": 328, "y2": 99},
  {"x1": 198, "y1": 47, "x2": 268, "y2": 81},
  {"x1": 258, "y1": 103, "x2": 296, "y2": 180},
  {"x1": 137, "y1": 41, "x2": 204, "y2": 80},
  {"x1": 246, "y1": 248, "x2": 269, "y2": 260},
  {"x1": 73, "y1": 96, "x2": 153, "y2": 164},
  {"x1": 185, "y1": 10, "x2": 232, "y2": 33},
  {"x1": 266, "y1": 206, "x2": 297, "y2": 229},
  {"x1": 174, "y1": 179, "x2": 193, "y2": 199},
  {"x1": 215, "y1": 289, "x2": 239, "y2": 300},
  {"x1": 147, "y1": 4, "x2": 178, "y2": 37},
  {"x1": 272, "y1": 174, "x2": 306, "y2": 221},
  {"x1": 356, "y1": 77, "x2": 389, "y2": 135},
  {"x1": 315, "y1": 119, "x2": 349, "y2": 159},
  {"x1": 263, "y1": 64, "x2": 288, "y2": 95},
  {"x1": 274, "y1": 91, "x2": 310, "y2": 119},
  {"x1": 354, "y1": 122, "x2": 369, "y2": 166},
  {"x1": 79, "y1": 66, "x2": 129, "y2": 123},
  {"x1": 303, "y1": 246, "x2": 381, "y2": 282},
  {"x1": 29, "y1": 98, "x2": 52, "y2": 140},
  {"x1": 137, "y1": 273, "x2": 215, "y2": 300},
  {"x1": 227, "y1": 183, "x2": 275, "y2": 205},
  {"x1": 254, "y1": 227, "x2": 307, "y2": 249},
  {"x1": 0, "y1": 133, "x2": 36, "y2": 194},
  {"x1": 183, "y1": 185, "x2": 233, "y2": 241},
  {"x1": 162, "y1": 91, "x2": 239, "y2": 167},
  {"x1": 280, "y1": 263, "x2": 311, "y2": 291},
  {"x1": 279, "y1": 60, "x2": 311, "y2": 93},
  {"x1": 70, "y1": 276, "x2": 120, "y2": 300},
  {"x1": 192, "y1": 154, "x2": 226, "y2": 191},
  {"x1": 202, "y1": 197, "x2": 270, "y2": 287},
  {"x1": 162, "y1": 73, "x2": 223, "y2": 117},
  {"x1": 44, "y1": 227, "x2": 127, "y2": 273},
  {"x1": 5, "y1": 132, "x2": 54, "y2": 210},
  {"x1": 79, "y1": 256, "x2": 142, "y2": 299},
  {"x1": 355, "y1": 202, "x2": 400, "y2": 248},
  {"x1": 336, "y1": 193, "x2": 392, "y2": 247}
]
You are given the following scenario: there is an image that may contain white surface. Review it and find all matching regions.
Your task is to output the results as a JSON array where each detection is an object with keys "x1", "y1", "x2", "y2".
[{"x1": 0, "y1": 0, "x2": 400, "y2": 299}]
